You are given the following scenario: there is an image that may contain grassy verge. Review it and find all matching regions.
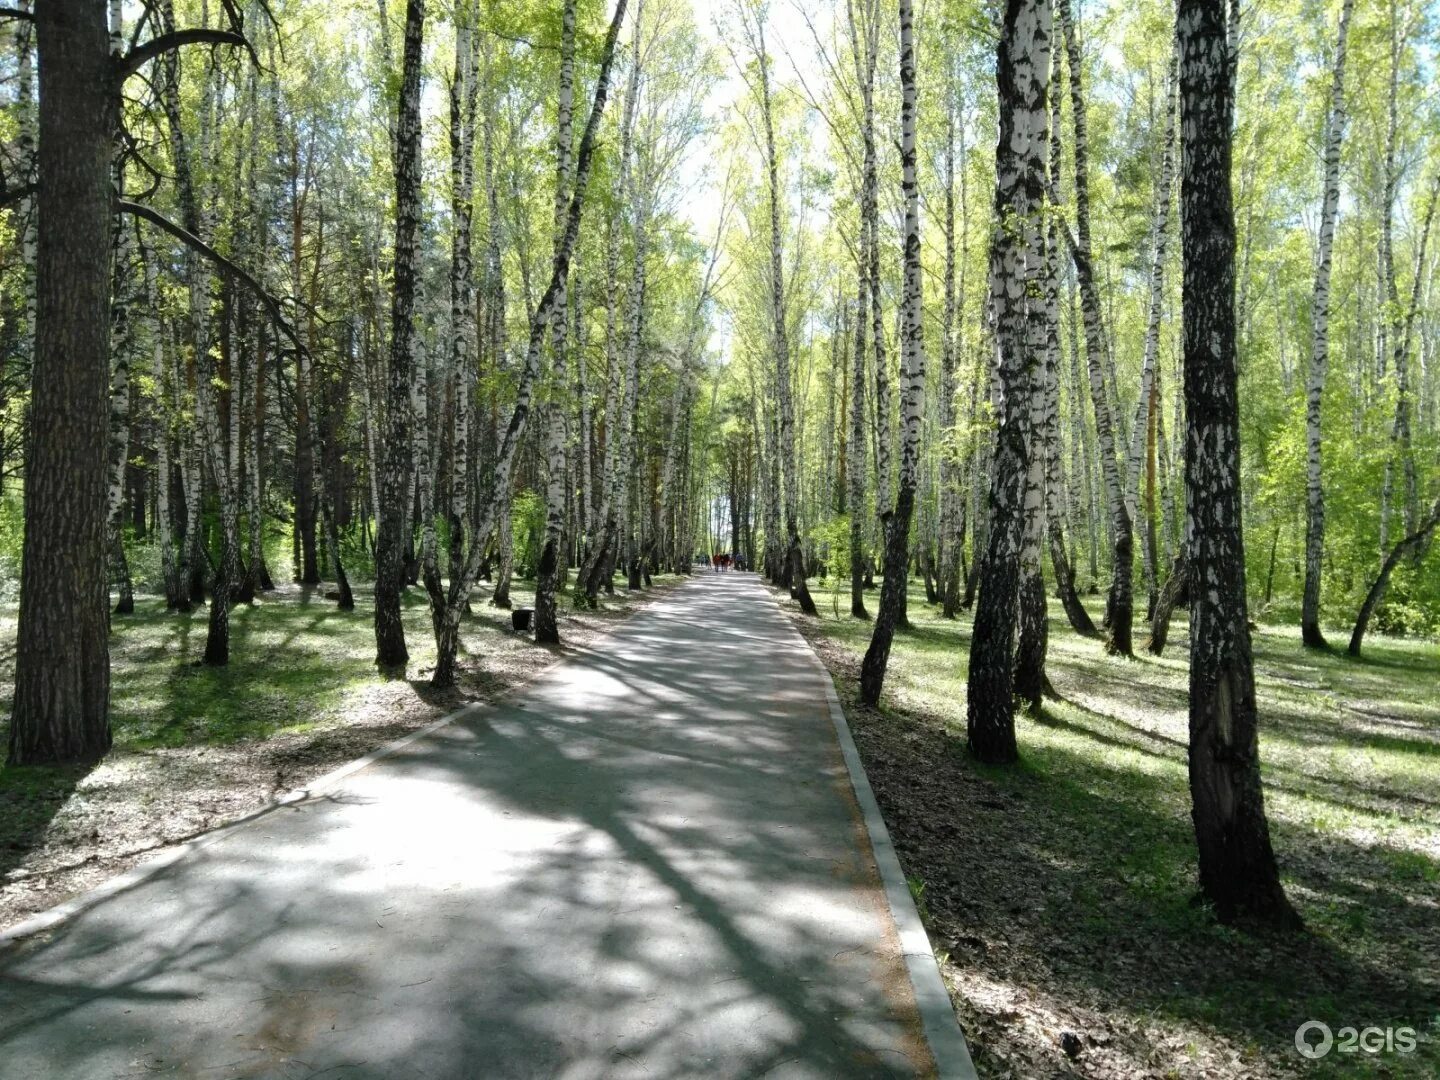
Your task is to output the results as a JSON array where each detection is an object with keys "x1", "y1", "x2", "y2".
[
  {"x1": 0, "y1": 573, "x2": 681, "y2": 928},
  {"x1": 783, "y1": 577, "x2": 1439, "y2": 1079}
]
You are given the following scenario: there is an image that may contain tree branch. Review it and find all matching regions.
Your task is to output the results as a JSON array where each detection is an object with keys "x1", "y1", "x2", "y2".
[
  {"x1": 0, "y1": 182, "x2": 35, "y2": 209},
  {"x1": 0, "y1": 7, "x2": 34, "y2": 22},
  {"x1": 118, "y1": 198, "x2": 305, "y2": 357},
  {"x1": 116, "y1": 29, "x2": 252, "y2": 82}
]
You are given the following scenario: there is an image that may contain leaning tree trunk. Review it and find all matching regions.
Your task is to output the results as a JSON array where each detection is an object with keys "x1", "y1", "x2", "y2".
[
  {"x1": 1058, "y1": 0, "x2": 1134, "y2": 656},
  {"x1": 966, "y1": 0, "x2": 1050, "y2": 763},
  {"x1": 1300, "y1": 0, "x2": 1353, "y2": 647},
  {"x1": 373, "y1": 0, "x2": 424, "y2": 673},
  {"x1": 1349, "y1": 497, "x2": 1440, "y2": 657},
  {"x1": 1377, "y1": 174, "x2": 1438, "y2": 576},
  {"x1": 535, "y1": 0, "x2": 577, "y2": 645},
  {"x1": 1145, "y1": 553, "x2": 1186, "y2": 655},
  {"x1": 8, "y1": 0, "x2": 115, "y2": 766},
  {"x1": 1178, "y1": 0, "x2": 1298, "y2": 928}
]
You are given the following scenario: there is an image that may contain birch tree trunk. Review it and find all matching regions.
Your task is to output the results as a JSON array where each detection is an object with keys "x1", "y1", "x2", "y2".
[
  {"x1": 447, "y1": 11, "x2": 479, "y2": 589},
  {"x1": 141, "y1": 232, "x2": 182, "y2": 610},
  {"x1": 373, "y1": 0, "x2": 424, "y2": 672},
  {"x1": 431, "y1": 0, "x2": 630, "y2": 687},
  {"x1": 1178, "y1": 0, "x2": 1297, "y2": 928},
  {"x1": 578, "y1": 0, "x2": 643, "y2": 607},
  {"x1": 1379, "y1": 174, "x2": 1438, "y2": 573},
  {"x1": 938, "y1": 82, "x2": 963, "y2": 621},
  {"x1": 1125, "y1": 50, "x2": 1178, "y2": 621},
  {"x1": 848, "y1": 272, "x2": 870, "y2": 619},
  {"x1": 750, "y1": 9, "x2": 818, "y2": 617},
  {"x1": 1301, "y1": 0, "x2": 1353, "y2": 646},
  {"x1": 966, "y1": 0, "x2": 1051, "y2": 762},
  {"x1": 1349, "y1": 496, "x2": 1440, "y2": 656},
  {"x1": 860, "y1": 0, "x2": 923, "y2": 701},
  {"x1": 1058, "y1": 0, "x2": 1135, "y2": 655},
  {"x1": 535, "y1": 0, "x2": 578, "y2": 644}
]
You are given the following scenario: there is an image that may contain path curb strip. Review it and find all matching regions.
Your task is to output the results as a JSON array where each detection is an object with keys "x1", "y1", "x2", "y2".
[{"x1": 785, "y1": 608, "x2": 980, "y2": 1080}]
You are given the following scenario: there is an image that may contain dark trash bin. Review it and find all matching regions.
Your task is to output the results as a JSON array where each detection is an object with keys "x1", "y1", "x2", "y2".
[{"x1": 512, "y1": 608, "x2": 534, "y2": 632}]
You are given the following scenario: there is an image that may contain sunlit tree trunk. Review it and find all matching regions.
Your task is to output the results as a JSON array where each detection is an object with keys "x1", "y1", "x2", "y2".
[
  {"x1": 535, "y1": 0, "x2": 577, "y2": 644},
  {"x1": 578, "y1": 1, "x2": 643, "y2": 607},
  {"x1": 431, "y1": 0, "x2": 630, "y2": 686},
  {"x1": 1126, "y1": 49, "x2": 1177, "y2": 622},
  {"x1": 1300, "y1": 0, "x2": 1352, "y2": 646},
  {"x1": 967, "y1": 0, "x2": 1051, "y2": 762}
]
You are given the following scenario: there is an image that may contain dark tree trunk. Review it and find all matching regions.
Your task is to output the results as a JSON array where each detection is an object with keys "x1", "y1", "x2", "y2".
[
  {"x1": 1348, "y1": 498, "x2": 1440, "y2": 656},
  {"x1": 294, "y1": 353, "x2": 320, "y2": 584},
  {"x1": 1178, "y1": 0, "x2": 1298, "y2": 929},
  {"x1": 8, "y1": 0, "x2": 115, "y2": 766},
  {"x1": 373, "y1": 0, "x2": 424, "y2": 673},
  {"x1": 1145, "y1": 554, "x2": 1186, "y2": 655}
]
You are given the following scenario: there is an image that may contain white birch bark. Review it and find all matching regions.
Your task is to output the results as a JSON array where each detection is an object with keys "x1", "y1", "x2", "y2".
[
  {"x1": 535, "y1": 0, "x2": 578, "y2": 642},
  {"x1": 1124, "y1": 50, "x2": 1178, "y2": 588},
  {"x1": 1301, "y1": 0, "x2": 1353, "y2": 646}
]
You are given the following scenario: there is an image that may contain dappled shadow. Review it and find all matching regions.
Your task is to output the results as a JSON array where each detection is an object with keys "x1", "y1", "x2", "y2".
[
  {"x1": 0, "y1": 575, "x2": 930, "y2": 1079},
  {"x1": 0, "y1": 763, "x2": 97, "y2": 896},
  {"x1": 811, "y1": 590, "x2": 1440, "y2": 1076}
]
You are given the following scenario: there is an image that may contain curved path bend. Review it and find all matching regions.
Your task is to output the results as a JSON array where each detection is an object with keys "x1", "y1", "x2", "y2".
[{"x1": 0, "y1": 574, "x2": 969, "y2": 1079}]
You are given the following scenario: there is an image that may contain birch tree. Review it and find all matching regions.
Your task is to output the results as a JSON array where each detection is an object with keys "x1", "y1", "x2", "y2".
[
  {"x1": 1177, "y1": 0, "x2": 1296, "y2": 928},
  {"x1": 1300, "y1": 0, "x2": 1354, "y2": 646},
  {"x1": 967, "y1": 0, "x2": 1051, "y2": 763},
  {"x1": 859, "y1": 0, "x2": 922, "y2": 702},
  {"x1": 430, "y1": 0, "x2": 630, "y2": 687},
  {"x1": 373, "y1": 0, "x2": 424, "y2": 672},
  {"x1": 534, "y1": 0, "x2": 578, "y2": 644},
  {"x1": 1057, "y1": 0, "x2": 1134, "y2": 656}
]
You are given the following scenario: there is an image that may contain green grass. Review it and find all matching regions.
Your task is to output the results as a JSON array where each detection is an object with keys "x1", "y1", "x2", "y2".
[{"x1": 797, "y1": 575, "x2": 1440, "y2": 1078}]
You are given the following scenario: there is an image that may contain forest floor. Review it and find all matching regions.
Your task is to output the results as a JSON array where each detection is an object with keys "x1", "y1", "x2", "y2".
[
  {"x1": 0, "y1": 574, "x2": 681, "y2": 930},
  {"x1": 780, "y1": 578, "x2": 1439, "y2": 1080}
]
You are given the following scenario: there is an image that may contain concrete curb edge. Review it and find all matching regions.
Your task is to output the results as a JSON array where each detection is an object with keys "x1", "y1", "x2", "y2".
[{"x1": 788, "y1": 613, "x2": 980, "y2": 1080}]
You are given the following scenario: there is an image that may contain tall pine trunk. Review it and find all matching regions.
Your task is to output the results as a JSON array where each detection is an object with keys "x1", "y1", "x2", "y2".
[{"x1": 8, "y1": 0, "x2": 114, "y2": 765}]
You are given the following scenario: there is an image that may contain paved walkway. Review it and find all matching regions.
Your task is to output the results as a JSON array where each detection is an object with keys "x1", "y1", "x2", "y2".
[{"x1": 0, "y1": 575, "x2": 948, "y2": 1079}]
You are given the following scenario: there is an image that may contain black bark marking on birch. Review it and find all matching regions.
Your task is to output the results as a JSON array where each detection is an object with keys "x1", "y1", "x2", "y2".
[{"x1": 1178, "y1": 0, "x2": 1297, "y2": 929}]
